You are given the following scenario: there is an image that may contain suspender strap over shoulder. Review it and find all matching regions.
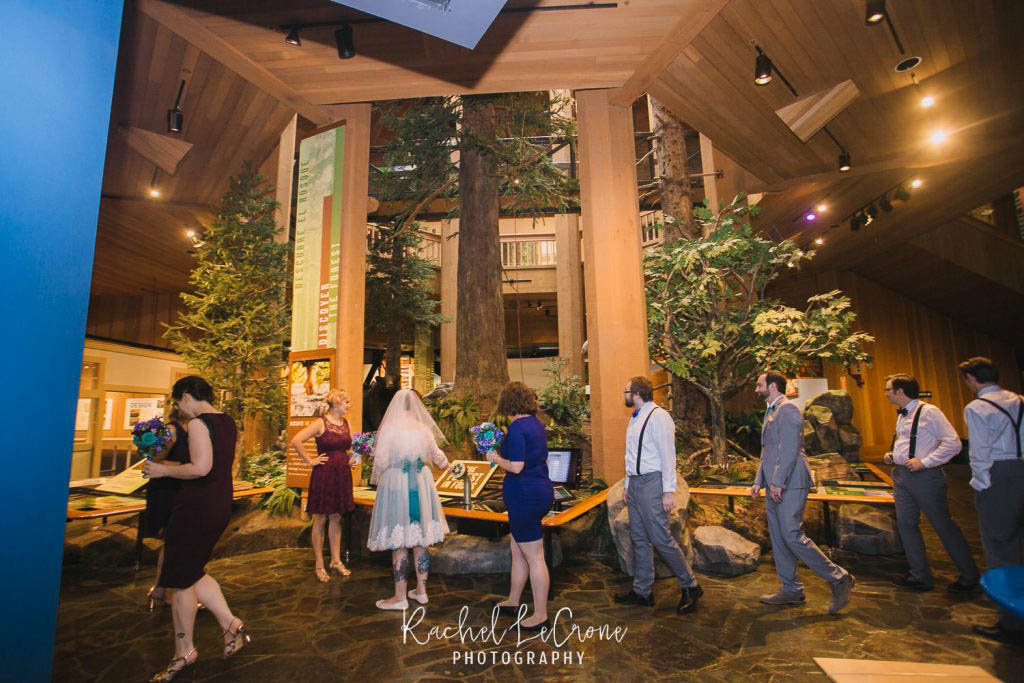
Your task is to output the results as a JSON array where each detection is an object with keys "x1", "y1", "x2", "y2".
[
  {"x1": 891, "y1": 405, "x2": 925, "y2": 458},
  {"x1": 635, "y1": 407, "x2": 661, "y2": 476},
  {"x1": 977, "y1": 396, "x2": 1024, "y2": 459}
]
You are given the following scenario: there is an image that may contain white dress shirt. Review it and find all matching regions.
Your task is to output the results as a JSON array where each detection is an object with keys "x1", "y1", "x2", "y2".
[
  {"x1": 623, "y1": 401, "x2": 676, "y2": 493},
  {"x1": 964, "y1": 385, "x2": 1024, "y2": 491},
  {"x1": 891, "y1": 399, "x2": 961, "y2": 468}
]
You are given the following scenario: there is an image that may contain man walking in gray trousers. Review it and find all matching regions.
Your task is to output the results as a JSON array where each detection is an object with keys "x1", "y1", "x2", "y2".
[
  {"x1": 751, "y1": 371, "x2": 854, "y2": 614},
  {"x1": 883, "y1": 373, "x2": 979, "y2": 593},
  {"x1": 614, "y1": 376, "x2": 703, "y2": 615},
  {"x1": 960, "y1": 357, "x2": 1024, "y2": 645}
]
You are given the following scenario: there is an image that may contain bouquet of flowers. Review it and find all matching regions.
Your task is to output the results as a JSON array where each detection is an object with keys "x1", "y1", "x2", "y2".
[
  {"x1": 131, "y1": 417, "x2": 173, "y2": 460},
  {"x1": 469, "y1": 422, "x2": 504, "y2": 458},
  {"x1": 351, "y1": 431, "x2": 376, "y2": 465}
]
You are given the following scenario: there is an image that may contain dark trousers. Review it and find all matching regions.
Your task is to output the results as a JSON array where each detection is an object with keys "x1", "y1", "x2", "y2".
[{"x1": 976, "y1": 459, "x2": 1024, "y2": 631}]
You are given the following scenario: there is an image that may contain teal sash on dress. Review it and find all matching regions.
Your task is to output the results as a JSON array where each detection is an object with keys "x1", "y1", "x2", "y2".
[{"x1": 401, "y1": 458, "x2": 425, "y2": 523}]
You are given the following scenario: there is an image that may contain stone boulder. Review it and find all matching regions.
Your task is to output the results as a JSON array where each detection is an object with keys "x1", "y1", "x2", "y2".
[
  {"x1": 213, "y1": 506, "x2": 308, "y2": 559},
  {"x1": 836, "y1": 504, "x2": 902, "y2": 555},
  {"x1": 692, "y1": 525, "x2": 760, "y2": 576},
  {"x1": 423, "y1": 382, "x2": 454, "y2": 401},
  {"x1": 63, "y1": 519, "x2": 161, "y2": 567},
  {"x1": 809, "y1": 390, "x2": 854, "y2": 425},
  {"x1": 428, "y1": 532, "x2": 562, "y2": 574},
  {"x1": 804, "y1": 405, "x2": 841, "y2": 454},
  {"x1": 806, "y1": 452, "x2": 858, "y2": 484},
  {"x1": 606, "y1": 478, "x2": 693, "y2": 577},
  {"x1": 804, "y1": 391, "x2": 861, "y2": 462}
]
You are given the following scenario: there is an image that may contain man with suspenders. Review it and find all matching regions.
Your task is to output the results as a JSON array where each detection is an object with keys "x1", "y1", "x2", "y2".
[
  {"x1": 751, "y1": 371, "x2": 854, "y2": 613},
  {"x1": 882, "y1": 374, "x2": 980, "y2": 593},
  {"x1": 959, "y1": 357, "x2": 1024, "y2": 644},
  {"x1": 614, "y1": 376, "x2": 703, "y2": 615}
]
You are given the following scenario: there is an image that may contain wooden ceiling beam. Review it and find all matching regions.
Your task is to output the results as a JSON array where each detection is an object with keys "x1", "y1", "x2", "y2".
[
  {"x1": 609, "y1": 0, "x2": 730, "y2": 107},
  {"x1": 136, "y1": 0, "x2": 335, "y2": 126}
]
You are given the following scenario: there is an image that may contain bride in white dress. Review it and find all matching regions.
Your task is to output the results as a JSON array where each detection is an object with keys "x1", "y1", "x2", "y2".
[{"x1": 367, "y1": 389, "x2": 451, "y2": 610}]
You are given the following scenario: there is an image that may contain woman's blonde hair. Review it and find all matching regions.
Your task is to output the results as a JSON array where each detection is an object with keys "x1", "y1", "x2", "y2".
[{"x1": 324, "y1": 388, "x2": 350, "y2": 409}]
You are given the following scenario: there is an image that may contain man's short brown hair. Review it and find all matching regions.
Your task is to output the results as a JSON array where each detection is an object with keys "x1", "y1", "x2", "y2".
[
  {"x1": 959, "y1": 357, "x2": 999, "y2": 384},
  {"x1": 763, "y1": 370, "x2": 787, "y2": 394},
  {"x1": 885, "y1": 373, "x2": 920, "y2": 399},
  {"x1": 627, "y1": 376, "x2": 654, "y2": 402},
  {"x1": 497, "y1": 382, "x2": 538, "y2": 416}
]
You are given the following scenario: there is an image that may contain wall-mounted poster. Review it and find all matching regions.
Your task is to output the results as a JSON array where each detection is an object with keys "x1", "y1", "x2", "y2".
[
  {"x1": 75, "y1": 399, "x2": 91, "y2": 431},
  {"x1": 289, "y1": 358, "x2": 333, "y2": 418},
  {"x1": 124, "y1": 397, "x2": 164, "y2": 429},
  {"x1": 103, "y1": 398, "x2": 113, "y2": 431}
]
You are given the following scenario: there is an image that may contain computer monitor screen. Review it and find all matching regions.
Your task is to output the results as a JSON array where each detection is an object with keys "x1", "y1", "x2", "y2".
[{"x1": 546, "y1": 448, "x2": 581, "y2": 486}]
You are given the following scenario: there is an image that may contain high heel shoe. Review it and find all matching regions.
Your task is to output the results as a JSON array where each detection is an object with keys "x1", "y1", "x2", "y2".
[
  {"x1": 150, "y1": 648, "x2": 197, "y2": 681},
  {"x1": 147, "y1": 587, "x2": 169, "y2": 612},
  {"x1": 329, "y1": 561, "x2": 351, "y2": 577},
  {"x1": 223, "y1": 618, "x2": 251, "y2": 658},
  {"x1": 315, "y1": 567, "x2": 331, "y2": 583}
]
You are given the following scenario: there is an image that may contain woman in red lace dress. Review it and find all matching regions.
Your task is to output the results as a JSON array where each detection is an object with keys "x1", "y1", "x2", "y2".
[{"x1": 289, "y1": 388, "x2": 356, "y2": 582}]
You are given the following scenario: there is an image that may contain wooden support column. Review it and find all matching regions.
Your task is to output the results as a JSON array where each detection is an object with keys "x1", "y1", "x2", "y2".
[
  {"x1": 440, "y1": 218, "x2": 459, "y2": 383},
  {"x1": 555, "y1": 213, "x2": 584, "y2": 378},
  {"x1": 576, "y1": 89, "x2": 649, "y2": 484},
  {"x1": 331, "y1": 103, "x2": 371, "y2": 430},
  {"x1": 413, "y1": 323, "x2": 435, "y2": 395},
  {"x1": 699, "y1": 133, "x2": 752, "y2": 211},
  {"x1": 274, "y1": 116, "x2": 297, "y2": 244}
]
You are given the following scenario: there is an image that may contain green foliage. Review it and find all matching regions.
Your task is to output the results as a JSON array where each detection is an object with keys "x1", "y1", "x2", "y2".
[
  {"x1": 645, "y1": 194, "x2": 873, "y2": 461},
  {"x1": 238, "y1": 448, "x2": 286, "y2": 488},
  {"x1": 538, "y1": 358, "x2": 589, "y2": 428},
  {"x1": 164, "y1": 163, "x2": 290, "y2": 427},
  {"x1": 425, "y1": 394, "x2": 480, "y2": 448},
  {"x1": 364, "y1": 222, "x2": 445, "y2": 336},
  {"x1": 263, "y1": 484, "x2": 298, "y2": 517},
  {"x1": 726, "y1": 410, "x2": 764, "y2": 456}
]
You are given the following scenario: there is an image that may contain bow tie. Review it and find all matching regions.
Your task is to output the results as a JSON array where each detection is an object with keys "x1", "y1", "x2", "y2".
[
  {"x1": 632, "y1": 408, "x2": 640, "y2": 418},
  {"x1": 897, "y1": 408, "x2": 908, "y2": 417}
]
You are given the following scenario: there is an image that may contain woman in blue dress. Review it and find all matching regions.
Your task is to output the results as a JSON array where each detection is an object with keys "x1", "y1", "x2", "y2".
[{"x1": 487, "y1": 382, "x2": 554, "y2": 631}]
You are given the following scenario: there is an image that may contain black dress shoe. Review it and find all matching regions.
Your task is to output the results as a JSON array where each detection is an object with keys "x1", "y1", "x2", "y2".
[
  {"x1": 677, "y1": 584, "x2": 703, "y2": 615},
  {"x1": 614, "y1": 589, "x2": 654, "y2": 607},
  {"x1": 518, "y1": 619, "x2": 551, "y2": 632},
  {"x1": 890, "y1": 574, "x2": 933, "y2": 592},
  {"x1": 491, "y1": 601, "x2": 522, "y2": 616},
  {"x1": 947, "y1": 578, "x2": 980, "y2": 594},
  {"x1": 972, "y1": 623, "x2": 1024, "y2": 645}
]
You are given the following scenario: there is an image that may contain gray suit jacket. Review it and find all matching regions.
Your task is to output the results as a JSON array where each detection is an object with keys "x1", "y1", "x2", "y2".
[{"x1": 755, "y1": 398, "x2": 814, "y2": 490}]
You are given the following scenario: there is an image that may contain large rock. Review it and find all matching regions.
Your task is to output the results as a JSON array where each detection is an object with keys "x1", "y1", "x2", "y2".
[
  {"x1": 692, "y1": 525, "x2": 760, "y2": 576},
  {"x1": 606, "y1": 478, "x2": 693, "y2": 578},
  {"x1": 213, "y1": 506, "x2": 308, "y2": 559},
  {"x1": 804, "y1": 405, "x2": 840, "y2": 453},
  {"x1": 63, "y1": 520, "x2": 161, "y2": 567},
  {"x1": 806, "y1": 453, "x2": 857, "y2": 484},
  {"x1": 836, "y1": 504, "x2": 902, "y2": 555},
  {"x1": 428, "y1": 532, "x2": 562, "y2": 574},
  {"x1": 809, "y1": 391, "x2": 854, "y2": 426},
  {"x1": 837, "y1": 424, "x2": 862, "y2": 463}
]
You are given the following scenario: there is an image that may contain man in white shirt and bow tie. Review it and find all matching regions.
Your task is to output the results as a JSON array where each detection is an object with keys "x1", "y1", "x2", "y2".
[
  {"x1": 959, "y1": 357, "x2": 1024, "y2": 644},
  {"x1": 750, "y1": 371, "x2": 854, "y2": 613},
  {"x1": 883, "y1": 373, "x2": 979, "y2": 593},
  {"x1": 614, "y1": 376, "x2": 703, "y2": 615}
]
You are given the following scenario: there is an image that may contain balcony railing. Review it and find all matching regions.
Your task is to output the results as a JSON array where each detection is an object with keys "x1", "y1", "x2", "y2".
[{"x1": 501, "y1": 234, "x2": 556, "y2": 268}]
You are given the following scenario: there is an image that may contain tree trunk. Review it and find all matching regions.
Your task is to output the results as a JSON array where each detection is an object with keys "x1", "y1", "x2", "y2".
[
  {"x1": 454, "y1": 95, "x2": 509, "y2": 408},
  {"x1": 651, "y1": 96, "x2": 709, "y2": 435},
  {"x1": 384, "y1": 236, "x2": 404, "y2": 390},
  {"x1": 707, "y1": 392, "x2": 728, "y2": 466}
]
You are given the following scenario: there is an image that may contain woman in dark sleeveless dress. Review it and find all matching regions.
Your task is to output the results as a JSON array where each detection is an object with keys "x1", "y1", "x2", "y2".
[
  {"x1": 143, "y1": 376, "x2": 250, "y2": 681},
  {"x1": 144, "y1": 407, "x2": 189, "y2": 610},
  {"x1": 289, "y1": 388, "x2": 356, "y2": 582}
]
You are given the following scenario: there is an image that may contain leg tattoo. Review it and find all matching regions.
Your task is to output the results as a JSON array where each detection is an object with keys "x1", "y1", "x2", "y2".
[
  {"x1": 417, "y1": 551, "x2": 430, "y2": 575},
  {"x1": 393, "y1": 556, "x2": 409, "y2": 583},
  {"x1": 176, "y1": 632, "x2": 185, "y2": 639}
]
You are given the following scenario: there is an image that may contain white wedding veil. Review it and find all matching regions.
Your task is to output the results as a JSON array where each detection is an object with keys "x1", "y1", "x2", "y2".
[{"x1": 370, "y1": 389, "x2": 446, "y2": 485}]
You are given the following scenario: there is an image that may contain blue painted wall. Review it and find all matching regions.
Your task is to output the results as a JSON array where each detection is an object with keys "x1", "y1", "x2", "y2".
[{"x1": 0, "y1": 1, "x2": 123, "y2": 680}]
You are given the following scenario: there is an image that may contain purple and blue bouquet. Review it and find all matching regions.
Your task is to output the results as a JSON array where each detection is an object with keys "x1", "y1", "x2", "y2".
[
  {"x1": 131, "y1": 417, "x2": 173, "y2": 460},
  {"x1": 469, "y1": 422, "x2": 504, "y2": 458},
  {"x1": 351, "y1": 431, "x2": 376, "y2": 462}
]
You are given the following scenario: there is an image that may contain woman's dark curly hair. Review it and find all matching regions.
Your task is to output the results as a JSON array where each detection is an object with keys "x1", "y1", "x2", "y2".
[
  {"x1": 171, "y1": 375, "x2": 215, "y2": 403},
  {"x1": 497, "y1": 382, "x2": 538, "y2": 416}
]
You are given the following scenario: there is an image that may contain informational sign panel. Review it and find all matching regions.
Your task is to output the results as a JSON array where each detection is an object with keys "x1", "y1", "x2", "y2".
[
  {"x1": 124, "y1": 397, "x2": 164, "y2": 429},
  {"x1": 292, "y1": 123, "x2": 345, "y2": 352},
  {"x1": 435, "y1": 460, "x2": 498, "y2": 498},
  {"x1": 285, "y1": 349, "x2": 337, "y2": 488},
  {"x1": 95, "y1": 459, "x2": 149, "y2": 496}
]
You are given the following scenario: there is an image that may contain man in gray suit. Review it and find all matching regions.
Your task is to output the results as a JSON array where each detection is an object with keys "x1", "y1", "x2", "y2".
[{"x1": 750, "y1": 371, "x2": 854, "y2": 614}]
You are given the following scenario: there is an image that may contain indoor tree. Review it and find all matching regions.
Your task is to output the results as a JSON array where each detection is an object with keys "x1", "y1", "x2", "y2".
[
  {"x1": 644, "y1": 195, "x2": 873, "y2": 465},
  {"x1": 164, "y1": 163, "x2": 290, "y2": 452}
]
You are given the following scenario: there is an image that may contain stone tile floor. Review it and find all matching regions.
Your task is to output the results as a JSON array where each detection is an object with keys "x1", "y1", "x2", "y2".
[{"x1": 54, "y1": 468, "x2": 1023, "y2": 682}]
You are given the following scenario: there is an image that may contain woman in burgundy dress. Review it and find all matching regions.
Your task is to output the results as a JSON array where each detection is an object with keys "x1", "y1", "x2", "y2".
[
  {"x1": 143, "y1": 406, "x2": 189, "y2": 610},
  {"x1": 289, "y1": 388, "x2": 356, "y2": 582},
  {"x1": 143, "y1": 376, "x2": 249, "y2": 681}
]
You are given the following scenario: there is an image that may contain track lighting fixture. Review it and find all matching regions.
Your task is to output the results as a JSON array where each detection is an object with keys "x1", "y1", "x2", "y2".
[
  {"x1": 893, "y1": 186, "x2": 911, "y2": 201},
  {"x1": 838, "y1": 151, "x2": 851, "y2": 172},
  {"x1": 850, "y1": 214, "x2": 864, "y2": 231},
  {"x1": 284, "y1": 26, "x2": 301, "y2": 46},
  {"x1": 335, "y1": 23, "x2": 355, "y2": 59},
  {"x1": 865, "y1": 0, "x2": 886, "y2": 25},
  {"x1": 166, "y1": 79, "x2": 185, "y2": 134},
  {"x1": 754, "y1": 51, "x2": 773, "y2": 86},
  {"x1": 880, "y1": 197, "x2": 894, "y2": 212},
  {"x1": 866, "y1": 204, "x2": 879, "y2": 219}
]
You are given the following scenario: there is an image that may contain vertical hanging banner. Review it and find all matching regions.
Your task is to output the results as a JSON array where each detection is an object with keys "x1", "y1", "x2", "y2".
[{"x1": 287, "y1": 122, "x2": 346, "y2": 488}]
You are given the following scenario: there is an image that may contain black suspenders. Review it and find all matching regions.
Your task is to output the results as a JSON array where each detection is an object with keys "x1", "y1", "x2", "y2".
[
  {"x1": 891, "y1": 405, "x2": 924, "y2": 457},
  {"x1": 634, "y1": 407, "x2": 661, "y2": 476},
  {"x1": 977, "y1": 396, "x2": 1024, "y2": 459}
]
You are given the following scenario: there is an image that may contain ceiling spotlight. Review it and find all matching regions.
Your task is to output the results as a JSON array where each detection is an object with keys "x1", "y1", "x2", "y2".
[
  {"x1": 814, "y1": 237, "x2": 825, "y2": 246},
  {"x1": 865, "y1": 0, "x2": 886, "y2": 25},
  {"x1": 920, "y1": 95, "x2": 935, "y2": 107},
  {"x1": 880, "y1": 197, "x2": 894, "y2": 212},
  {"x1": 754, "y1": 52, "x2": 773, "y2": 86},
  {"x1": 804, "y1": 212, "x2": 817, "y2": 222},
  {"x1": 185, "y1": 230, "x2": 196, "y2": 238},
  {"x1": 864, "y1": 212, "x2": 874, "y2": 226},
  {"x1": 866, "y1": 204, "x2": 879, "y2": 219},
  {"x1": 838, "y1": 151, "x2": 851, "y2": 172},
  {"x1": 284, "y1": 26, "x2": 301, "y2": 46},
  {"x1": 850, "y1": 215, "x2": 864, "y2": 231},
  {"x1": 910, "y1": 178, "x2": 923, "y2": 189},
  {"x1": 929, "y1": 129, "x2": 948, "y2": 145},
  {"x1": 166, "y1": 79, "x2": 186, "y2": 134},
  {"x1": 816, "y1": 203, "x2": 828, "y2": 213},
  {"x1": 335, "y1": 23, "x2": 355, "y2": 59},
  {"x1": 149, "y1": 188, "x2": 161, "y2": 198}
]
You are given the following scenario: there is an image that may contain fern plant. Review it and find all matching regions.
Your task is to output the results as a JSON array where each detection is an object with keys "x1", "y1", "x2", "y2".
[
  {"x1": 263, "y1": 478, "x2": 298, "y2": 517},
  {"x1": 425, "y1": 394, "x2": 480, "y2": 448}
]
